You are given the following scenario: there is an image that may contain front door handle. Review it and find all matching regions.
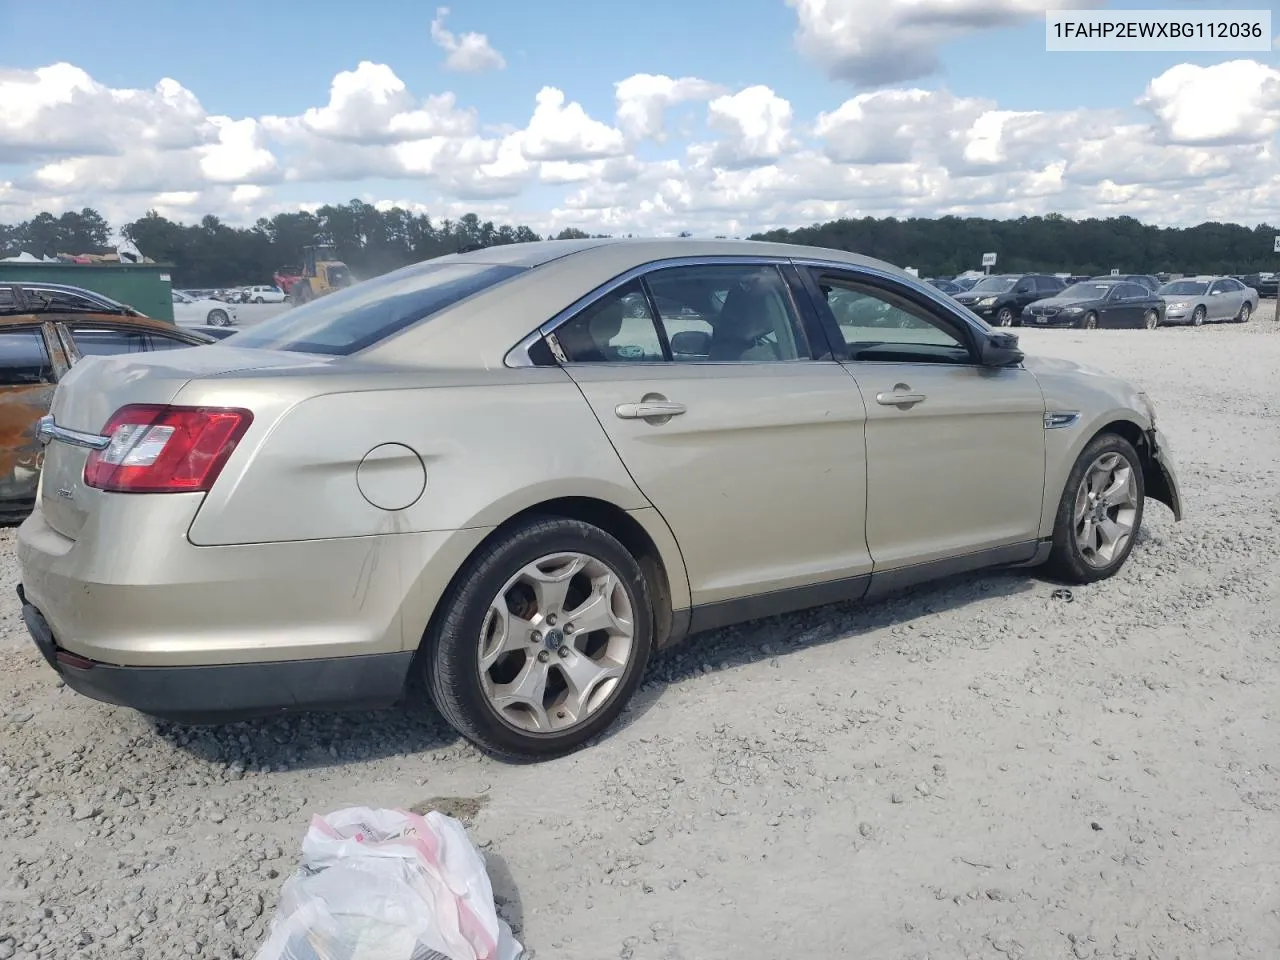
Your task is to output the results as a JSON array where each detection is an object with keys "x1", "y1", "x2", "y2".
[
  {"x1": 615, "y1": 400, "x2": 687, "y2": 420},
  {"x1": 876, "y1": 391, "x2": 926, "y2": 407}
]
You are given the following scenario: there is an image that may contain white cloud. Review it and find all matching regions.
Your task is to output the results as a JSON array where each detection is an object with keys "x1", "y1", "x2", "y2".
[
  {"x1": 3, "y1": 57, "x2": 1280, "y2": 236},
  {"x1": 520, "y1": 87, "x2": 627, "y2": 162},
  {"x1": 614, "y1": 74, "x2": 724, "y2": 141},
  {"x1": 787, "y1": 0, "x2": 1105, "y2": 85},
  {"x1": 1139, "y1": 60, "x2": 1280, "y2": 145},
  {"x1": 703, "y1": 86, "x2": 797, "y2": 166},
  {"x1": 430, "y1": 8, "x2": 506, "y2": 73}
]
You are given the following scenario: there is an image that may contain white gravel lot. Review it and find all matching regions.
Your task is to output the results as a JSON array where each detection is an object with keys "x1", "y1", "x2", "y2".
[{"x1": 2, "y1": 311, "x2": 1278, "y2": 960}]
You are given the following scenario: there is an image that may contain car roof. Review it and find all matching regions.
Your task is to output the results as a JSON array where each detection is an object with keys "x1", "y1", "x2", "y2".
[{"x1": 352, "y1": 237, "x2": 938, "y2": 368}]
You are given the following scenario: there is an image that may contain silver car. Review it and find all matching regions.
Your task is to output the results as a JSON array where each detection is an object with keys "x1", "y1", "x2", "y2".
[
  {"x1": 1157, "y1": 276, "x2": 1258, "y2": 326},
  {"x1": 17, "y1": 238, "x2": 1182, "y2": 761}
]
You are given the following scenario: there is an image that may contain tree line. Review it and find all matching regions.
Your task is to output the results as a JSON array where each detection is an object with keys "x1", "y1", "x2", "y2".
[{"x1": 1, "y1": 204, "x2": 1276, "y2": 288}]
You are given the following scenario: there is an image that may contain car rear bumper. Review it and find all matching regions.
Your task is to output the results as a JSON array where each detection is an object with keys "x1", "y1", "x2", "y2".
[{"x1": 18, "y1": 584, "x2": 413, "y2": 722}]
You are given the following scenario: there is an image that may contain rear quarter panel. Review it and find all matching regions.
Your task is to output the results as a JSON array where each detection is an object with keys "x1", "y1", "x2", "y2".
[{"x1": 184, "y1": 369, "x2": 652, "y2": 545}]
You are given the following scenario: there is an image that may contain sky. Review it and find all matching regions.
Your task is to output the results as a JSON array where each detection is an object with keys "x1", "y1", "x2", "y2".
[{"x1": 1, "y1": 0, "x2": 1278, "y2": 238}]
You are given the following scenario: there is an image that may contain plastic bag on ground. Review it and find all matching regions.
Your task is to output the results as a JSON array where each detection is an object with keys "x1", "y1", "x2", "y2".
[{"x1": 253, "y1": 807, "x2": 522, "y2": 960}]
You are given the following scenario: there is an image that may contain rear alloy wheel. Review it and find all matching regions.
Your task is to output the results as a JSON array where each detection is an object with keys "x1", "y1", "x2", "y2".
[
  {"x1": 1044, "y1": 433, "x2": 1145, "y2": 584},
  {"x1": 1081, "y1": 311, "x2": 1099, "y2": 330},
  {"x1": 207, "y1": 309, "x2": 229, "y2": 327},
  {"x1": 1191, "y1": 305, "x2": 1206, "y2": 327},
  {"x1": 1236, "y1": 302, "x2": 1251, "y2": 323},
  {"x1": 424, "y1": 517, "x2": 653, "y2": 761},
  {"x1": 253, "y1": 296, "x2": 265, "y2": 304},
  {"x1": 1143, "y1": 310, "x2": 1159, "y2": 330},
  {"x1": 995, "y1": 307, "x2": 1015, "y2": 327}
]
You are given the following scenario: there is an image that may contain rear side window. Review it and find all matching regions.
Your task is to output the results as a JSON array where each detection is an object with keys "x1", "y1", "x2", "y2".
[
  {"x1": 0, "y1": 328, "x2": 54, "y2": 385},
  {"x1": 230, "y1": 260, "x2": 523, "y2": 357},
  {"x1": 68, "y1": 326, "x2": 150, "y2": 357}
]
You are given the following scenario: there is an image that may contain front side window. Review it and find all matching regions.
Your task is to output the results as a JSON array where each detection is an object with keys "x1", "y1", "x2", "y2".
[
  {"x1": 0, "y1": 328, "x2": 54, "y2": 385},
  {"x1": 232, "y1": 260, "x2": 524, "y2": 356},
  {"x1": 811, "y1": 271, "x2": 970, "y2": 365},
  {"x1": 644, "y1": 264, "x2": 808, "y2": 362},
  {"x1": 553, "y1": 280, "x2": 664, "y2": 363}
]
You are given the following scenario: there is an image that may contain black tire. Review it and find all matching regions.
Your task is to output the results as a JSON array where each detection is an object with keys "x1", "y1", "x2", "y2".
[
  {"x1": 208, "y1": 309, "x2": 229, "y2": 327},
  {"x1": 1143, "y1": 309, "x2": 1159, "y2": 330},
  {"x1": 995, "y1": 307, "x2": 1015, "y2": 327},
  {"x1": 1191, "y1": 305, "x2": 1205, "y2": 327},
  {"x1": 423, "y1": 516, "x2": 654, "y2": 762},
  {"x1": 1236, "y1": 302, "x2": 1251, "y2": 323},
  {"x1": 1080, "y1": 311, "x2": 1098, "y2": 330},
  {"x1": 1043, "y1": 433, "x2": 1146, "y2": 585}
]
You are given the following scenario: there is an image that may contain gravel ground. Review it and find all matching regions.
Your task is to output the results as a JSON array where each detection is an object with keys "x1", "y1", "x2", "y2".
[{"x1": 2, "y1": 314, "x2": 1278, "y2": 960}]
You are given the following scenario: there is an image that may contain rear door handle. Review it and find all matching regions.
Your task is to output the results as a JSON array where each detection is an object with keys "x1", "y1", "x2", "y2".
[
  {"x1": 875, "y1": 392, "x2": 926, "y2": 407},
  {"x1": 615, "y1": 401, "x2": 687, "y2": 420}
]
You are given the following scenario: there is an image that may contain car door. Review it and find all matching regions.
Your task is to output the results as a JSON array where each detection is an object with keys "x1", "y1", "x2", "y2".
[
  {"x1": 797, "y1": 264, "x2": 1046, "y2": 574},
  {"x1": 1206, "y1": 280, "x2": 1236, "y2": 321},
  {"x1": 0, "y1": 323, "x2": 71, "y2": 505},
  {"x1": 1101, "y1": 284, "x2": 1134, "y2": 326},
  {"x1": 554, "y1": 260, "x2": 872, "y2": 612},
  {"x1": 1010, "y1": 276, "x2": 1037, "y2": 312}
]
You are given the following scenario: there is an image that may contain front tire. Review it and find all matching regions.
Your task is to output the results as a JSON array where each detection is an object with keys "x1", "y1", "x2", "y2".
[
  {"x1": 1080, "y1": 311, "x2": 1098, "y2": 330},
  {"x1": 1143, "y1": 309, "x2": 1159, "y2": 330},
  {"x1": 208, "y1": 309, "x2": 229, "y2": 327},
  {"x1": 1191, "y1": 305, "x2": 1206, "y2": 327},
  {"x1": 995, "y1": 307, "x2": 1015, "y2": 327},
  {"x1": 1236, "y1": 302, "x2": 1251, "y2": 323},
  {"x1": 423, "y1": 516, "x2": 654, "y2": 762},
  {"x1": 1044, "y1": 433, "x2": 1145, "y2": 585}
]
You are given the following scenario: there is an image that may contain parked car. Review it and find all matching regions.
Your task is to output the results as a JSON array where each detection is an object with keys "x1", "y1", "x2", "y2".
[
  {"x1": 17, "y1": 239, "x2": 1182, "y2": 760},
  {"x1": 1090, "y1": 274, "x2": 1160, "y2": 292},
  {"x1": 1157, "y1": 276, "x2": 1258, "y2": 326},
  {"x1": 1234, "y1": 273, "x2": 1277, "y2": 297},
  {"x1": 242, "y1": 284, "x2": 289, "y2": 304},
  {"x1": 1023, "y1": 280, "x2": 1165, "y2": 330},
  {"x1": 951, "y1": 275, "x2": 982, "y2": 292},
  {"x1": 172, "y1": 290, "x2": 237, "y2": 327},
  {"x1": 952, "y1": 273, "x2": 1066, "y2": 326},
  {"x1": 0, "y1": 282, "x2": 214, "y2": 521},
  {"x1": 926, "y1": 278, "x2": 962, "y2": 295}
]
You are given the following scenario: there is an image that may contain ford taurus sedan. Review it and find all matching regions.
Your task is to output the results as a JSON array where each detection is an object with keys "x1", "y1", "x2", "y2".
[{"x1": 17, "y1": 238, "x2": 1182, "y2": 761}]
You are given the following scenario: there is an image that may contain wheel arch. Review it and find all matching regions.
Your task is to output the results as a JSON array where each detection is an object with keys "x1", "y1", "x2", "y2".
[
  {"x1": 419, "y1": 495, "x2": 691, "y2": 658},
  {"x1": 1085, "y1": 418, "x2": 1179, "y2": 520}
]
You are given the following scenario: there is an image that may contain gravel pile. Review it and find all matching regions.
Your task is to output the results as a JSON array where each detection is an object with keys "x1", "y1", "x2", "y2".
[{"x1": 2, "y1": 318, "x2": 1278, "y2": 960}]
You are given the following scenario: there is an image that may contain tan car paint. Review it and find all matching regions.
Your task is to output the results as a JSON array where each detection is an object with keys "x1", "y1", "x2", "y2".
[
  {"x1": 846, "y1": 361, "x2": 1048, "y2": 569},
  {"x1": 17, "y1": 238, "x2": 1177, "y2": 683},
  {"x1": 566, "y1": 360, "x2": 872, "y2": 606}
]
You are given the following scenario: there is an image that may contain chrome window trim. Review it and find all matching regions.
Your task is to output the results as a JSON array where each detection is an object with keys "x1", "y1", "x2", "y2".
[{"x1": 503, "y1": 255, "x2": 796, "y2": 368}]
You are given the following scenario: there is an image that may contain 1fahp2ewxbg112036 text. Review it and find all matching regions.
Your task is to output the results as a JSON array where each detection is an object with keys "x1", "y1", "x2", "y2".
[{"x1": 1046, "y1": 9, "x2": 1272, "y2": 52}]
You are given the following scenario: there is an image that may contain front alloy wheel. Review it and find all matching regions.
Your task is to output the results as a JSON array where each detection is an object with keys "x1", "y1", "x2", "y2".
[
  {"x1": 995, "y1": 307, "x2": 1015, "y2": 326},
  {"x1": 1191, "y1": 306, "x2": 1206, "y2": 327},
  {"x1": 1144, "y1": 310, "x2": 1159, "y2": 330},
  {"x1": 208, "y1": 309, "x2": 229, "y2": 326},
  {"x1": 424, "y1": 516, "x2": 653, "y2": 761},
  {"x1": 1082, "y1": 312, "x2": 1098, "y2": 330},
  {"x1": 1044, "y1": 433, "x2": 1145, "y2": 584}
]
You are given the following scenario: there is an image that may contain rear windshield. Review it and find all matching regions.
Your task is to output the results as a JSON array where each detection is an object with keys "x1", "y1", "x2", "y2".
[{"x1": 232, "y1": 260, "x2": 525, "y2": 356}]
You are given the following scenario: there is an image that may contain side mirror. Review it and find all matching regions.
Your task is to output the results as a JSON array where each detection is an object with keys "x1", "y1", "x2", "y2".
[
  {"x1": 669, "y1": 329, "x2": 711, "y2": 357},
  {"x1": 979, "y1": 331, "x2": 1024, "y2": 368}
]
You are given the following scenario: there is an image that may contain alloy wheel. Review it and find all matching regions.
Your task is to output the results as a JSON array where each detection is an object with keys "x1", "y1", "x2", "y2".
[
  {"x1": 996, "y1": 308, "x2": 1014, "y2": 326},
  {"x1": 1144, "y1": 310, "x2": 1159, "y2": 330},
  {"x1": 1073, "y1": 452, "x2": 1139, "y2": 568},
  {"x1": 1238, "y1": 303, "x2": 1251, "y2": 323},
  {"x1": 1083, "y1": 312, "x2": 1098, "y2": 330},
  {"x1": 478, "y1": 552, "x2": 635, "y2": 733},
  {"x1": 1191, "y1": 306, "x2": 1205, "y2": 326}
]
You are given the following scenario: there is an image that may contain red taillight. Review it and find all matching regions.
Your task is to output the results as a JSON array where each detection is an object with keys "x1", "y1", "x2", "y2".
[{"x1": 84, "y1": 404, "x2": 253, "y2": 494}]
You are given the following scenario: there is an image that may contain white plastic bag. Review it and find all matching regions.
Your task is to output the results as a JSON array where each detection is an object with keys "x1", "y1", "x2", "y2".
[{"x1": 253, "y1": 807, "x2": 522, "y2": 960}]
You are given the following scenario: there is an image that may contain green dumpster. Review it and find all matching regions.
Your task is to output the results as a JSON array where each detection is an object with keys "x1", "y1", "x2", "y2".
[{"x1": 0, "y1": 262, "x2": 175, "y2": 322}]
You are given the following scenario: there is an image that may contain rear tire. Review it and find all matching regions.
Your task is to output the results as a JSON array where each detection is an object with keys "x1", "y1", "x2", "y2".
[
  {"x1": 1143, "y1": 309, "x2": 1159, "y2": 330},
  {"x1": 1043, "y1": 433, "x2": 1145, "y2": 585},
  {"x1": 422, "y1": 516, "x2": 654, "y2": 762}
]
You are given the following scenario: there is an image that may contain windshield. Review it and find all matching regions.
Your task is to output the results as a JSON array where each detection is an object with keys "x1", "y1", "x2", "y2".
[
  {"x1": 969, "y1": 277, "x2": 1015, "y2": 293},
  {"x1": 1159, "y1": 280, "x2": 1207, "y2": 295},
  {"x1": 1059, "y1": 283, "x2": 1114, "y2": 300},
  {"x1": 231, "y1": 259, "x2": 525, "y2": 356}
]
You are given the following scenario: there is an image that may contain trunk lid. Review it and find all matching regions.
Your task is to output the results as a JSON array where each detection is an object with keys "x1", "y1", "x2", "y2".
[{"x1": 40, "y1": 345, "x2": 322, "y2": 540}]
